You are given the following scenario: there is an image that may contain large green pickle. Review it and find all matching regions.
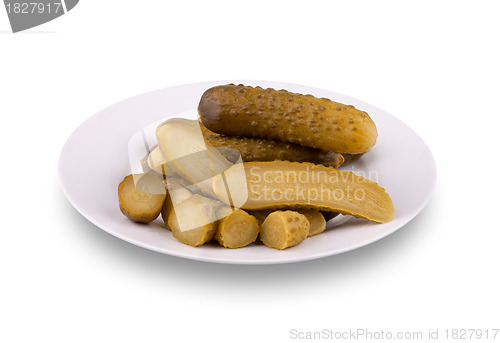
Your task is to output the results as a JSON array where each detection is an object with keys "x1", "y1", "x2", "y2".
[{"x1": 198, "y1": 84, "x2": 378, "y2": 154}]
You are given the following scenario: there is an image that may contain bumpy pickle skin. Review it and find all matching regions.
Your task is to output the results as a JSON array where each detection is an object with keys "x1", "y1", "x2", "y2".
[
  {"x1": 260, "y1": 210, "x2": 310, "y2": 250},
  {"x1": 198, "y1": 119, "x2": 344, "y2": 168},
  {"x1": 213, "y1": 161, "x2": 395, "y2": 224},
  {"x1": 198, "y1": 84, "x2": 378, "y2": 154},
  {"x1": 214, "y1": 207, "x2": 260, "y2": 249}
]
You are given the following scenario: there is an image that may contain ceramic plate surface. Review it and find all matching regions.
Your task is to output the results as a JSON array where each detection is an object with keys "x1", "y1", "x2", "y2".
[{"x1": 59, "y1": 80, "x2": 436, "y2": 264}]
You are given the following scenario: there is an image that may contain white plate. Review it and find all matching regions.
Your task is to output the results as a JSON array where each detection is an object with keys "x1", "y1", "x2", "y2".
[{"x1": 59, "y1": 80, "x2": 436, "y2": 264}]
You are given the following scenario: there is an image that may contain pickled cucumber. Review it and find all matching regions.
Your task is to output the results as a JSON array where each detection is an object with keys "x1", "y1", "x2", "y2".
[
  {"x1": 160, "y1": 178, "x2": 193, "y2": 230},
  {"x1": 141, "y1": 145, "x2": 177, "y2": 176},
  {"x1": 245, "y1": 209, "x2": 273, "y2": 226},
  {"x1": 214, "y1": 207, "x2": 260, "y2": 248},
  {"x1": 259, "y1": 210, "x2": 310, "y2": 250},
  {"x1": 167, "y1": 194, "x2": 223, "y2": 247},
  {"x1": 297, "y1": 209, "x2": 326, "y2": 237},
  {"x1": 213, "y1": 161, "x2": 395, "y2": 223},
  {"x1": 198, "y1": 84, "x2": 378, "y2": 154},
  {"x1": 249, "y1": 209, "x2": 325, "y2": 237},
  {"x1": 156, "y1": 118, "x2": 233, "y2": 197},
  {"x1": 118, "y1": 173, "x2": 167, "y2": 223},
  {"x1": 199, "y1": 119, "x2": 344, "y2": 168}
]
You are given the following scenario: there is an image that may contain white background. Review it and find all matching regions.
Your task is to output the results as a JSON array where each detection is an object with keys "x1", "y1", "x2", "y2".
[{"x1": 1, "y1": 1, "x2": 499, "y2": 342}]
